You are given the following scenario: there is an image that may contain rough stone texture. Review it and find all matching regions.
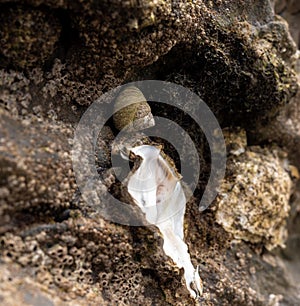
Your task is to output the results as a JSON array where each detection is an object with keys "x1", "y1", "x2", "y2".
[
  {"x1": 0, "y1": 0, "x2": 298, "y2": 123},
  {"x1": 0, "y1": 109, "x2": 75, "y2": 233},
  {"x1": 216, "y1": 136, "x2": 292, "y2": 250},
  {"x1": 250, "y1": 86, "x2": 300, "y2": 169},
  {"x1": 0, "y1": 6, "x2": 61, "y2": 69},
  {"x1": 0, "y1": 0, "x2": 300, "y2": 305},
  {"x1": 275, "y1": 0, "x2": 300, "y2": 48}
]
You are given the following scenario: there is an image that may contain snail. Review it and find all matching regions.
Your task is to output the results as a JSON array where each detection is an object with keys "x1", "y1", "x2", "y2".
[
  {"x1": 113, "y1": 85, "x2": 155, "y2": 132},
  {"x1": 113, "y1": 86, "x2": 203, "y2": 299}
]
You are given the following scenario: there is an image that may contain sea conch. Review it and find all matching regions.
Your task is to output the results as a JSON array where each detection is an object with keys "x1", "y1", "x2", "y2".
[
  {"x1": 113, "y1": 86, "x2": 155, "y2": 131},
  {"x1": 127, "y1": 144, "x2": 203, "y2": 299},
  {"x1": 113, "y1": 85, "x2": 203, "y2": 299}
]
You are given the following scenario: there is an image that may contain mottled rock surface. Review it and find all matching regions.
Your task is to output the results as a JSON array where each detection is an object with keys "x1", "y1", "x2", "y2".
[
  {"x1": 275, "y1": 0, "x2": 300, "y2": 48},
  {"x1": 217, "y1": 137, "x2": 292, "y2": 251},
  {"x1": 0, "y1": 0, "x2": 300, "y2": 305}
]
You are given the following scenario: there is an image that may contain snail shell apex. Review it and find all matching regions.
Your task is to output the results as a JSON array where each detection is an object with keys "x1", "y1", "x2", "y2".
[{"x1": 113, "y1": 86, "x2": 155, "y2": 131}]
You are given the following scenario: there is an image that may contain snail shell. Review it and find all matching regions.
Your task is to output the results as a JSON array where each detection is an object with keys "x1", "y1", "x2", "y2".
[{"x1": 113, "y1": 86, "x2": 155, "y2": 131}]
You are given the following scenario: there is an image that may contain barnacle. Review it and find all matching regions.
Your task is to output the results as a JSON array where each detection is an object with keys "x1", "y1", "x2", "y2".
[
  {"x1": 127, "y1": 145, "x2": 203, "y2": 299},
  {"x1": 216, "y1": 145, "x2": 292, "y2": 250}
]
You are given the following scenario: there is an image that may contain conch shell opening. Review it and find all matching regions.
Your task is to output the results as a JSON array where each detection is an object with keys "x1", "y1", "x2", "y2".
[{"x1": 127, "y1": 145, "x2": 203, "y2": 299}]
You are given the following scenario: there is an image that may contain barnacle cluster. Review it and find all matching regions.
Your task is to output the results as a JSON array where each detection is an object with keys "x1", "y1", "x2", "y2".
[
  {"x1": 99, "y1": 260, "x2": 150, "y2": 305},
  {"x1": 0, "y1": 0, "x2": 296, "y2": 126},
  {"x1": 0, "y1": 220, "x2": 152, "y2": 304},
  {"x1": 0, "y1": 0, "x2": 299, "y2": 305},
  {"x1": 216, "y1": 132, "x2": 292, "y2": 250},
  {"x1": 0, "y1": 6, "x2": 61, "y2": 69},
  {"x1": 0, "y1": 70, "x2": 32, "y2": 118},
  {"x1": 42, "y1": 59, "x2": 104, "y2": 106}
]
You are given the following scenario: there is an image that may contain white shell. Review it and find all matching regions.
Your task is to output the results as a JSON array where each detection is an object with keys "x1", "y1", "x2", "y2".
[{"x1": 127, "y1": 145, "x2": 203, "y2": 298}]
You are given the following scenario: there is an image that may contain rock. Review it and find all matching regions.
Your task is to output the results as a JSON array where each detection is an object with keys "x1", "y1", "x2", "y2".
[
  {"x1": 0, "y1": 0, "x2": 300, "y2": 305},
  {"x1": 249, "y1": 86, "x2": 300, "y2": 169},
  {"x1": 0, "y1": 262, "x2": 106, "y2": 305},
  {"x1": 216, "y1": 134, "x2": 292, "y2": 250},
  {"x1": 0, "y1": 6, "x2": 61, "y2": 69},
  {"x1": 275, "y1": 0, "x2": 300, "y2": 48},
  {"x1": 0, "y1": 0, "x2": 297, "y2": 125},
  {"x1": 0, "y1": 109, "x2": 75, "y2": 233}
]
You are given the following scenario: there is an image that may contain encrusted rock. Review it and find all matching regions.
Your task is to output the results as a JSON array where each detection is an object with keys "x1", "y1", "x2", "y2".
[
  {"x1": 0, "y1": 0, "x2": 300, "y2": 305},
  {"x1": 216, "y1": 141, "x2": 292, "y2": 250},
  {"x1": 0, "y1": 109, "x2": 75, "y2": 232},
  {"x1": 0, "y1": 6, "x2": 61, "y2": 69},
  {"x1": 275, "y1": 0, "x2": 300, "y2": 48}
]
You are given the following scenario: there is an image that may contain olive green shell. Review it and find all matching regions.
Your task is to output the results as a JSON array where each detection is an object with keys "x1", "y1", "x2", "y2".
[{"x1": 113, "y1": 86, "x2": 155, "y2": 131}]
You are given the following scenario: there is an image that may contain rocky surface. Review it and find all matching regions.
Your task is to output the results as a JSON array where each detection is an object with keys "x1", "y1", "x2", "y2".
[
  {"x1": 0, "y1": 0, "x2": 300, "y2": 305},
  {"x1": 216, "y1": 139, "x2": 292, "y2": 251},
  {"x1": 275, "y1": 0, "x2": 300, "y2": 48}
]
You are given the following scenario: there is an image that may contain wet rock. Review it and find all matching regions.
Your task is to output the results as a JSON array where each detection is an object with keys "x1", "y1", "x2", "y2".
[{"x1": 66, "y1": 0, "x2": 298, "y2": 127}]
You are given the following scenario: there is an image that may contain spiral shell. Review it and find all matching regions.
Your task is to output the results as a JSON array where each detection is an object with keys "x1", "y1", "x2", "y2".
[{"x1": 113, "y1": 86, "x2": 155, "y2": 131}]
